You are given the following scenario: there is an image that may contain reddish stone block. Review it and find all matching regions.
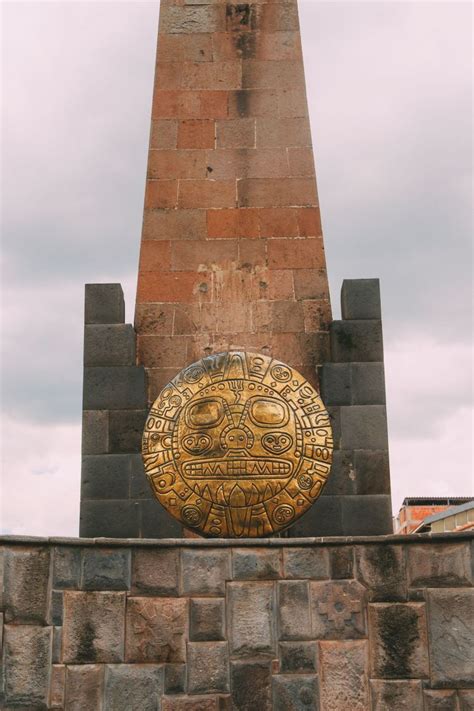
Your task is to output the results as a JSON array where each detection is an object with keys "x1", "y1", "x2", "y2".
[
  {"x1": 50, "y1": 665, "x2": 65, "y2": 708},
  {"x1": 142, "y1": 208, "x2": 207, "y2": 241},
  {"x1": 242, "y1": 60, "x2": 304, "y2": 90},
  {"x1": 252, "y1": 270, "x2": 294, "y2": 301},
  {"x1": 257, "y1": 31, "x2": 302, "y2": 61},
  {"x1": 228, "y1": 88, "x2": 279, "y2": 118},
  {"x1": 258, "y1": 208, "x2": 299, "y2": 237},
  {"x1": 162, "y1": 697, "x2": 221, "y2": 711},
  {"x1": 135, "y1": 303, "x2": 175, "y2": 335},
  {"x1": 182, "y1": 61, "x2": 241, "y2": 90},
  {"x1": 137, "y1": 335, "x2": 190, "y2": 368},
  {"x1": 303, "y1": 299, "x2": 332, "y2": 332},
  {"x1": 268, "y1": 238, "x2": 325, "y2": 270},
  {"x1": 178, "y1": 119, "x2": 215, "y2": 149},
  {"x1": 138, "y1": 240, "x2": 171, "y2": 272},
  {"x1": 206, "y1": 148, "x2": 289, "y2": 180},
  {"x1": 125, "y1": 597, "x2": 187, "y2": 663},
  {"x1": 212, "y1": 267, "x2": 253, "y2": 303},
  {"x1": 256, "y1": 118, "x2": 311, "y2": 148},
  {"x1": 407, "y1": 543, "x2": 472, "y2": 587},
  {"x1": 147, "y1": 368, "x2": 182, "y2": 402},
  {"x1": 216, "y1": 118, "x2": 256, "y2": 148},
  {"x1": 174, "y1": 303, "x2": 217, "y2": 335},
  {"x1": 65, "y1": 665, "x2": 104, "y2": 711},
  {"x1": 238, "y1": 178, "x2": 317, "y2": 207},
  {"x1": 172, "y1": 239, "x2": 238, "y2": 270},
  {"x1": 157, "y1": 34, "x2": 213, "y2": 64},
  {"x1": 216, "y1": 302, "x2": 251, "y2": 333},
  {"x1": 370, "y1": 680, "x2": 423, "y2": 710},
  {"x1": 145, "y1": 180, "x2": 178, "y2": 209},
  {"x1": 257, "y1": 3, "x2": 300, "y2": 32},
  {"x1": 178, "y1": 179, "x2": 236, "y2": 208},
  {"x1": 150, "y1": 119, "x2": 178, "y2": 149},
  {"x1": 288, "y1": 147, "x2": 315, "y2": 176},
  {"x1": 293, "y1": 268, "x2": 330, "y2": 299},
  {"x1": 137, "y1": 271, "x2": 210, "y2": 303},
  {"x1": 423, "y1": 689, "x2": 458, "y2": 710},
  {"x1": 238, "y1": 238, "x2": 267, "y2": 267},
  {"x1": 152, "y1": 90, "x2": 228, "y2": 119},
  {"x1": 159, "y1": 5, "x2": 226, "y2": 34},
  {"x1": 271, "y1": 300, "x2": 304, "y2": 332},
  {"x1": 319, "y1": 641, "x2": 369, "y2": 711},
  {"x1": 148, "y1": 149, "x2": 208, "y2": 179},
  {"x1": 277, "y1": 87, "x2": 309, "y2": 118},
  {"x1": 207, "y1": 208, "x2": 260, "y2": 238},
  {"x1": 297, "y1": 207, "x2": 322, "y2": 237}
]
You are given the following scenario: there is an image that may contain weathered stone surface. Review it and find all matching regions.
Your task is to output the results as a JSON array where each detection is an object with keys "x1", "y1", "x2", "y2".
[
  {"x1": 62, "y1": 591, "x2": 126, "y2": 664},
  {"x1": 53, "y1": 546, "x2": 81, "y2": 588},
  {"x1": 426, "y1": 589, "x2": 474, "y2": 687},
  {"x1": 272, "y1": 674, "x2": 319, "y2": 711},
  {"x1": 139, "y1": 499, "x2": 183, "y2": 538},
  {"x1": 279, "y1": 641, "x2": 317, "y2": 673},
  {"x1": 311, "y1": 580, "x2": 367, "y2": 639},
  {"x1": 368, "y1": 603, "x2": 429, "y2": 678},
  {"x1": 319, "y1": 640, "x2": 369, "y2": 711},
  {"x1": 80, "y1": 499, "x2": 140, "y2": 538},
  {"x1": 355, "y1": 544, "x2": 407, "y2": 601},
  {"x1": 351, "y1": 362, "x2": 386, "y2": 405},
  {"x1": 65, "y1": 664, "x2": 104, "y2": 710},
  {"x1": 52, "y1": 626, "x2": 62, "y2": 664},
  {"x1": 370, "y1": 680, "x2": 423, "y2": 710},
  {"x1": 82, "y1": 548, "x2": 131, "y2": 590},
  {"x1": 231, "y1": 660, "x2": 272, "y2": 711},
  {"x1": 353, "y1": 449, "x2": 391, "y2": 495},
  {"x1": 84, "y1": 324, "x2": 135, "y2": 367},
  {"x1": 130, "y1": 454, "x2": 153, "y2": 499},
  {"x1": 162, "y1": 696, "x2": 225, "y2": 711},
  {"x1": 132, "y1": 548, "x2": 179, "y2": 595},
  {"x1": 320, "y1": 363, "x2": 352, "y2": 406},
  {"x1": 50, "y1": 664, "x2": 65, "y2": 708},
  {"x1": 289, "y1": 495, "x2": 344, "y2": 537},
  {"x1": 228, "y1": 582, "x2": 275, "y2": 657},
  {"x1": 407, "y1": 543, "x2": 472, "y2": 587},
  {"x1": 423, "y1": 689, "x2": 459, "y2": 710},
  {"x1": 3, "y1": 545, "x2": 50, "y2": 623},
  {"x1": 85, "y1": 283, "x2": 125, "y2": 325},
  {"x1": 81, "y1": 454, "x2": 132, "y2": 500},
  {"x1": 459, "y1": 690, "x2": 474, "y2": 710},
  {"x1": 341, "y1": 278, "x2": 381, "y2": 320},
  {"x1": 126, "y1": 597, "x2": 187, "y2": 663},
  {"x1": 278, "y1": 580, "x2": 311, "y2": 641},
  {"x1": 340, "y1": 405, "x2": 388, "y2": 450},
  {"x1": 3, "y1": 625, "x2": 51, "y2": 708},
  {"x1": 83, "y1": 366, "x2": 147, "y2": 410},
  {"x1": 181, "y1": 549, "x2": 230, "y2": 595},
  {"x1": 190, "y1": 598, "x2": 225, "y2": 641},
  {"x1": 108, "y1": 409, "x2": 148, "y2": 453},
  {"x1": 50, "y1": 589, "x2": 63, "y2": 625},
  {"x1": 104, "y1": 664, "x2": 164, "y2": 711},
  {"x1": 282, "y1": 547, "x2": 329, "y2": 580},
  {"x1": 342, "y1": 495, "x2": 393, "y2": 536},
  {"x1": 82, "y1": 409, "x2": 109, "y2": 455},
  {"x1": 187, "y1": 642, "x2": 229, "y2": 694},
  {"x1": 329, "y1": 546, "x2": 354, "y2": 579},
  {"x1": 330, "y1": 319, "x2": 383, "y2": 363},
  {"x1": 164, "y1": 664, "x2": 186, "y2": 694},
  {"x1": 232, "y1": 548, "x2": 280, "y2": 580}
]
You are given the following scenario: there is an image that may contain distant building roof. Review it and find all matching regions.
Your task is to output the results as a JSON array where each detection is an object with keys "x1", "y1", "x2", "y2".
[
  {"x1": 401, "y1": 497, "x2": 473, "y2": 507},
  {"x1": 422, "y1": 500, "x2": 474, "y2": 525}
]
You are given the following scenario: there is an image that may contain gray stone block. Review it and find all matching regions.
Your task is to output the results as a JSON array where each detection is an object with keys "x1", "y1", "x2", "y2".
[
  {"x1": 340, "y1": 405, "x2": 388, "y2": 450},
  {"x1": 351, "y1": 362, "x2": 386, "y2": 404},
  {"x1": 423, "y1": 690, "x2": 458, "y2": 710},
  {"x1": 53, "y1": 546, "x2": 81, "y2": 589},
  {"x1": 125, "y1": 597, "x2": 187, "y2": 664},
  {"x1": 50, "y1": 590, "x2": 63, "y2": 626},
  {"x1": 355, "y1": 545, "x2": 407, "y2": 602},
  {"x1": 342, "y1": 495, "x2": 393, "y2": 536},
  {"x1": 187, "y1": 642, "x2": 229, "y2": 694},
  {"x1": 341, "y1": 278, "x2": 381, "y2": 320},
  {"x1": 83, "y1": 367, "x2": 147, "y2": 410},
  {"x1": 353, "y1": 449, "x2": 391, "y2": 495},
  {"x1": 81, "y1": 454, "x2": 131, "y2": 500},
  {"x1": 231, "y1": 660, "x2": 272, "y2": 711},
  {"x1": 319, "y1": 640, "x2": 369, "y2": 709},
  {"x1": 3, "y1": 625, "x2": 52, "y2": 707},
  {"x1": 85, "y1": 283, "x2": 125, "y2": 325},
  {"x1": 164, "y1": 664, "x2": 186, "y2": 694},
  {"x1": 139, "y1": 499, "x2": 182, "y2": 539},
  {"x1": 228, "y1": 582, "x2": 275, "y2": 657},
  {"x1": 311, "y1": 580, "x2": 367, "y2": 640},
  {"x1": 62, "y1": 590, "x2": 126, "y2": 664},
  {"x1": 459, "y1": 690, "x2": 474, "y2": 710},
  {"x1": 278, "y1": 581, "x2": 312, "y2": 641},
  {"x1": 65, "y1": 664, "x2": 104, "y2": 709},
  {"x1": 190, "y1": 598, "x2": 225, "y2": 641},
  {"x1": 330, "y1": 320, "x2": 383, "y2": 362},
  {"x1": 132, "y1": 548, "x2": 179, "y2": 596},
  {"x1": 329, "y1": 546, "x2": 354, "y2": 580},
  {"x1": 82, "y1": 410, "x2": 108, "y2": 455},
  {"x1": 52, "y1": 626, "x2": 62, "y2": 664},
  {"x1": 326, "y1": 406, "x2": 341, "y2": 449},
  {"x1": 320, "y1": 363, "x2": 352, "y2": 405},
  {"x1": 130, "y1": 454, "x2": 153, "y2": 499},
  {"x1": 322, "y1": 450, "x2": 355, "y2": 496},
  {"x1": 232, "y1": 548, "x2": 281, "y2": 580},
  {"x1": 3, "y1": 546, "x2": 50, "y2": 623},
  {"x1": 82, "y1": 548, "x2": 131, "y2": 590},
  {"x1": 407, "y1": 543, "x2": 472, "y2": 588},
  {"x1": 84, "y1": 324, "x2": 135, "y2": 367},
  {"x1": 288, "y1": 495, "x2": 344, "y2": 537},
  {"x1": 370, "y1": 680, "x2": 423, "y2": 710},
  {"x1": 109, "y1": 409, "x2": 148, "y2": 454},
  {"x1": 79, "y1": 500, "x2": 140, "y2": 538},
  {"x1": 181, "y1": 549, "x2": 230, "y2": 595},
  {"x1": 272, "y1": 674, "x2": 319, "y2": 711},
  {"x1": 282, "y1": 547, "x2": 330, "y2": 580},
  {"x1": 426, "y1": 589, "x2": 474, "y2": 688},
  {"x1": 279, "y1": 641, "x2": 318, "y2": 673},
  {"x1": 104, "y1": 664, "x2": 164, "y2": 711}
]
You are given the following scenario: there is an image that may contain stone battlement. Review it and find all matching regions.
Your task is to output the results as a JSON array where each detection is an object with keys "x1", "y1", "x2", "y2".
[{"x1": 1, "y1": 533, "x2": 473, "y2": 709}]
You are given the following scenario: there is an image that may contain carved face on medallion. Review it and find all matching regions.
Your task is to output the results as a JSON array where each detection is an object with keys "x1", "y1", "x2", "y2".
[{"x1": 142, "y1": 351, "x2": 333, "y2": 537}]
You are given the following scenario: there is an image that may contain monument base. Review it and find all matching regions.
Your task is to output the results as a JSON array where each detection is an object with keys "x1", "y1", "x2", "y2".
[{"x1": 1, "y1": 533, "x2": 473, "y2": 709}]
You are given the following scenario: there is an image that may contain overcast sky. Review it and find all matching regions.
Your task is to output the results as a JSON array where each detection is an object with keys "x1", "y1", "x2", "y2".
[{"x1": 1, "y1": 1, "x2": 472, "y2": 536}]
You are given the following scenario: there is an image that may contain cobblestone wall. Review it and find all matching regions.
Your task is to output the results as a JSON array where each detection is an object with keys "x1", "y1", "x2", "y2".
[{"x1": 1, "y1": 534, "x2": 473, "y2": 709}]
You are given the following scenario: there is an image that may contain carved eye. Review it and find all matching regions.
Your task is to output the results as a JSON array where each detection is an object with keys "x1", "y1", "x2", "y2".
[
  {"x1": 186, "y1": 398, "x2": 224, "y2": 429},
  {"x1": 249, "y1": 398, "x2": 289, "y2": 427}
]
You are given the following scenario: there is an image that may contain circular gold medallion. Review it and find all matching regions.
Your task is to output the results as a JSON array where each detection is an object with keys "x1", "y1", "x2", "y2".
[{"x1": 142, "y1": 352, "x2": 333, "y2": 537}]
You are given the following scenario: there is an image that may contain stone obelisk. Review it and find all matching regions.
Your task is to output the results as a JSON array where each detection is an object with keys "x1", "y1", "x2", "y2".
[{"x1": 135, "y1": 0, "x2": 331, "y2": 404}]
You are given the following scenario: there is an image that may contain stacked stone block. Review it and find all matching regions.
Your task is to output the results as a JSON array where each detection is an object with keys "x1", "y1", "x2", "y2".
[
  {"x1": 80, "y1": 284, "x2": 181, "y2": 538},
  {"x1": 135, "y1": 0, "x2": 332, "y2": 403},
  {"x1": 1, "y1": 534, "x2": 473, "y2": 709},
  {"x1": 290, "y1": 279, "x2": 392, "y2": 537}
]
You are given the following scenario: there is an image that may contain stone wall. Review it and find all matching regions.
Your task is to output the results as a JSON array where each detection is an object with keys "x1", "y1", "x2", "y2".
[{"x1": 1, "y1": 533, "x2": 473, "y2": 709}]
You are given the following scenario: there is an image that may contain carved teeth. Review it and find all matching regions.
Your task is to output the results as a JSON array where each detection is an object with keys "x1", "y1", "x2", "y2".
[{"x1": 183, "y1": 459, "x2": 291, "y2": 479}]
